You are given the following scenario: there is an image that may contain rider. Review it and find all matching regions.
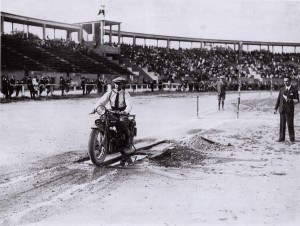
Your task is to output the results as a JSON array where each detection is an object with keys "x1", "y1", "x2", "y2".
[{"x1": 93, "y1": 76, "x2": 133, "y2": 150}]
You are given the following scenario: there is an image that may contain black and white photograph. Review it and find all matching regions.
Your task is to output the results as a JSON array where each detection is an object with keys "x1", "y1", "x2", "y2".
[{"x1": 1, "y1": 0, "x2": 300, "y2": 225}]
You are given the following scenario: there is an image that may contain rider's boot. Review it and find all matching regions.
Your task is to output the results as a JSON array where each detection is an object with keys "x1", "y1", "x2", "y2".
[{"x1": 123, "y1": 128, "x2": 132, "y2": 153}]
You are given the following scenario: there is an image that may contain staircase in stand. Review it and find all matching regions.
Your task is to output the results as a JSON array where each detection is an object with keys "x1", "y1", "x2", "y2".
[{"x1": 112, "y1": 57, "x2": 160, "y2": 83}]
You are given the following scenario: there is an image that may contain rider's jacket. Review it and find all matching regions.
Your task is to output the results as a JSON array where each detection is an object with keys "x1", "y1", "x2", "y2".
[{"x1": 95, "y1": 88, "x2": 132, "y2": 114}]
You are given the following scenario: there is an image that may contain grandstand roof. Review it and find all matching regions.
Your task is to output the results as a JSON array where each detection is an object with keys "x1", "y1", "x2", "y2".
[
  {"x1": 1, "y1": 12, "x2": 81, "y2": 32},
  {"x1": 107, "y1": 30, "x2": 300, "y2": 47}
]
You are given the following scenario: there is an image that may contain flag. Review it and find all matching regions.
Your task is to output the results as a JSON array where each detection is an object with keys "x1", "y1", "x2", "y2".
[
  {"x1": 98, "y1": 5, "x2": 105, "y2": 16},
  {"x1": 98, "y1": 9, "x2": 105, "y2": 16}
]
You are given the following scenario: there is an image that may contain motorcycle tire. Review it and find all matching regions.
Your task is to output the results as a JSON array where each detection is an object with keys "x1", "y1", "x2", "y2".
[{"x1": 88, "y1": 129, "x2": 107, "y2": 166}]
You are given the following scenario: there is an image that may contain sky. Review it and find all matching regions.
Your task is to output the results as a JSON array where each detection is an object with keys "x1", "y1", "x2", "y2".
[{"x1": 1, "y1": 0, "x2": 300, "y2": 45}]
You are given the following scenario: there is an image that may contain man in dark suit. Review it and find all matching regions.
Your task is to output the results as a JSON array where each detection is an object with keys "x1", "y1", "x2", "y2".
[
  {"x1": 214, "y1": 76, "x2": 227, "y2": 110},
  {"x1": 274, "y1": 76, "x2": 299, "y2": 142}
]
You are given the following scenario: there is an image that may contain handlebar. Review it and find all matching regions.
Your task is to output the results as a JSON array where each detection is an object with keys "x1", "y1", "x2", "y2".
[{"x1": 89, "y1": 108, "x2": 128, "y2": 116}]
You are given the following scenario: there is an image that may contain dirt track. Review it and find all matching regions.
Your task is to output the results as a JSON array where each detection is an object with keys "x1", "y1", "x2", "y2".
[{"x1": 1, "y1": 91, "x2": 300, "y2": 226}]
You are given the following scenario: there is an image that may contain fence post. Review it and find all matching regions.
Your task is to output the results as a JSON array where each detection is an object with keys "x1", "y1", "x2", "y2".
[
  {"x1": 237, "y1": 75, "x2": 241, "y2": 119},
  {"x1": 196, "y1": 96, "x2": 199, "y2": 118},
  {"x1": 270, "y1": 77, "x2": 273, "y2": 96},
  {"x1": 237, "y1": 95, "x2": 240, "y2": 118}
]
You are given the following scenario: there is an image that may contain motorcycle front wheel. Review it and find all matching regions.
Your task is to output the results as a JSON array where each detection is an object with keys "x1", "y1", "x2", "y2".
[{"x1": 88, "y1": 129, "x2": 107, "y2": 166}]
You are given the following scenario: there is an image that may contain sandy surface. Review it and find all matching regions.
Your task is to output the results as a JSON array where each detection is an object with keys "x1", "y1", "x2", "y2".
[{"x1": 0, "y1": 91, "x2": 300, "y2": 226}]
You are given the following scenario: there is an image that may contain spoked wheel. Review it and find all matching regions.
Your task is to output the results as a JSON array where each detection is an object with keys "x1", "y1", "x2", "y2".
[{"x1": 88, "y1": 129, "x2": 107, "y2": 166}]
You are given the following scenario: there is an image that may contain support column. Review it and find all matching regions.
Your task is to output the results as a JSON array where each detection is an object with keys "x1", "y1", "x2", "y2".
[
  {"x1": 272, "y1": 46, "x2": 274, "y2": 53},
  {"x1": 133, "y1": 36, "x2": 136, "y2": 46},
  {"x1": 109, "y1": 25, "x2": 112, "y2": 44},
  {"x1": 282, "y1": 46, "x2": 283, "y2": 53},
  {"x1": 157, "y1": 39, "x2": 158, "y2": 47},
  {"x1": 1, "y1": 16, "x2": 4, "y2": 34},
  {"x1": 191, "y1": 42, "x2": 193, "y2": 48},
  {"x1": 118, "y1": 23, "x2": 121, "y2": 45},
  {"x1": 179, "y1": 41, "x2": 181, "y2": 48},
  {"x1": 267, "y1": 45, "x2": 270, "y2": 52},
  {"x1": 42, "y1": 24, "x2": 46, "y2": 40},
  {"x1": 259, "y1": 45, "x2": 261, "y2": 51},
  {"x1": 247, "y1": 44, "x2": 249, "y2": 52},
  {"x1": 200, "y1": 42, "x2": 203, "y2": 49},
  {"x1": 238, "y1": 42, "x2": 243, "y2": 52},
  {"x1": 234, "y1": 43, "x2": 236, "y2": 51},
  {"x1": 167, "y1": 39, "x2": 170, "y2": 49},
  {"x1": 295, "y1": 46, "x2": 297, "y2": 53},
  {"x1": 54, "y1": 29, "x2": 56, "y2": 39},
  {"x1": 238, "y1": 42, "x2": 243, "y2": 62},
  {"x1": 78, "y1": 28, "x2": 83, "y2": 44},
  {"x1": 12, "y1": 22, "x2": 14, "y2": 34},
  {"x1": 99, "y1": 21, "x2": 105, "y2": 45},
  {"x1": 92, "y1": 22, "x2": 95, "y2": 41},
  {"x1": 27, "y1": 24, "x2": 29, "y2": 38},
  {"x1": 144, "y1": 39, "x2": 146, "y2": 47},
  {"x1": 66, "y1": 30, "x2": 71, "y2": 40}
]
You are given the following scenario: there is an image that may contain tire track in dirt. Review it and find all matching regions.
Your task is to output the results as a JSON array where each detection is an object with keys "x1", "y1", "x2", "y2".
[{"x1": 0, "y1": 156, "x2": 118, "y2": 225}]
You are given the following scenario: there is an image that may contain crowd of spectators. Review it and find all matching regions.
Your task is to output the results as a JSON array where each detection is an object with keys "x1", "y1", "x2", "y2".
[{"x1": 120, "y1": 44, "x2": 300, "y2": 83}]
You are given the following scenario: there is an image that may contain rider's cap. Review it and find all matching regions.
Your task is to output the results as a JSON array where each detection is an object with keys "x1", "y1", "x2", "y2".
[{"x1": 112, "y1": 77, "x2": 126, "y2": 83}]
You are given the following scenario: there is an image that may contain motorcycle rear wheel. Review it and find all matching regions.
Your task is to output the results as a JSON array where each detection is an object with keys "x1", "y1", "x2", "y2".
[{"x1": 88, "y1": 129, "x2": 107, "y2": 166}]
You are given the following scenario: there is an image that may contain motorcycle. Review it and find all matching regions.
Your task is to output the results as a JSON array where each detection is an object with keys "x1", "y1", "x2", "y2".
[{"x1": 88, "y1": 105, "x2": 137, "y2": 166}]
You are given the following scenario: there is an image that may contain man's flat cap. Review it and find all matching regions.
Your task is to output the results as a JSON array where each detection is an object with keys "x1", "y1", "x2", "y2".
[{"x1": 112, "y1": 77, "x2": 126, "y2": 83}]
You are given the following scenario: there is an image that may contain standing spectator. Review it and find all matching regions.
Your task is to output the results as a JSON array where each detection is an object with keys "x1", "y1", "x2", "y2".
[
  {"x1": 81, "y1": 77, "x2": 86, "y2": 95},
  {"x1": 168, "y1": 79, "x2": 172, "y2": 91},
  {"x1": 194, "y1": 81, "x2": 199, "y2": 91},
  {"x1": 214, "y1": 76, "x2": 227, "y2": 110},
  {"x1": 88, "y1": 79, "x2": 95, "y2": 94},
  {"x1": 96, "y1": 77, "x2": 103, "y2": 94},
  {"x1": 9, "y1": 75, "x2": 16, "y2": 98},
  {"x1": 150, "y1": 81, "x2": 155, "y2": 92},
  {"x1": 39, "y1": 77, "x2": 46, "y2": 96},
  {"x1": 32, "y1": 76, "x2": 39, "y2": 97},
  {"x1": 59, "y1": 76, "x2": 65, "y2": 96},
  {"x1": 15, "y1": 80, "x2": 21, "y2": 97},
  {"x1": 274, "y1": 76, "x2": 299, "y2": 142},
  {"x1": 1, "y1": 75, "x2": 9, "y2": 99},
  {"x1": 27, "y1": 76, "x2": 35, "y2": 99},
  {"x1": 158, "y1": 80, "x2": 163, "y2": 91},
  {"x1": 85, "y1": 79, "x2": 91, "y2": 94},
  {"x1": 65, "y1": 76, "x2": 71, "y2": 94},
  {"x1": 103, "y1": 80, "x2": 108, "y2": 92},
  {"x1": 45, "y1": 76, "x2": 52, "y2": 96}
]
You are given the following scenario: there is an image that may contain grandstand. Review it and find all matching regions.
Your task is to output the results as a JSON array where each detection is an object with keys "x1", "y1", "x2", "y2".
[{"x1": 1, "y1": 11, "x2": 300, "y2": 91}]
